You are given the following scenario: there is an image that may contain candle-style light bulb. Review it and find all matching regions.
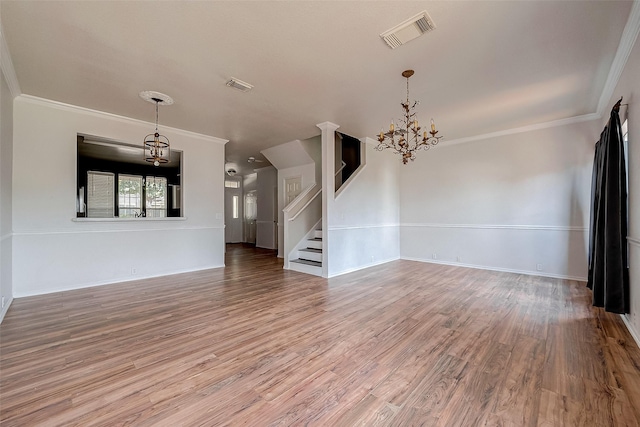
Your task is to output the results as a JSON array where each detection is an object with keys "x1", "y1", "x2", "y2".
[
  {"x1": 390, "y1": 121, "x2": 395, "y2": 132},
  {"x1": 430, "y1": 118, "x2": 436, "y2": 132},
  {"x1": 414, "y1": 119, "x2": 418, "y2": 129},
  {"x1": 423, "y1": 131, "x2": 427, "y2": 139}
]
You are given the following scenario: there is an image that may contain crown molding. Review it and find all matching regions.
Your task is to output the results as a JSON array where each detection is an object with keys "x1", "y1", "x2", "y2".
[
  {"x1": 440, "y1": 112, "x2": 601, "y2": 147},
  {"x1": 401, "y1": 2, "x2": 640, "y2": 149},
  {"x1": 597, "y1": 0, "x2": 640, "y2": 115},
  {"x1": 17, "y1": 94, "x2": 228, "y2": 145},
  {"x1": 0, "y1": 25, "x2": 21, "y2": 98},
  {"x1": 316, "y1": 121, "x2": 340, "y2": 132}
]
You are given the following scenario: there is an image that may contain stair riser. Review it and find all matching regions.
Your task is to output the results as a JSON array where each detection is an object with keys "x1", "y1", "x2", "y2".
[
  {"x1": 306, "y1": 240, "x2": 322, "y2": 250},
  {"x1": 289, "y1": 262, "x2": 322, "y2": 276},
  {"x1": 299, "y1": 251, "x2": 322, "y2": 263},
  {"x1": 313, "y1": 230, "x2": 322, "y2": 239}
]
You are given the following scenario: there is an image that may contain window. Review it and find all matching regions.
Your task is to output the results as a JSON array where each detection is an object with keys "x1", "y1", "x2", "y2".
[
  {"x1": 622, "y1": 119, "x2": 628, "y2": 188},
  {"x1": 118, "y1": 174, "x2": 143, "y2": 218},
  {"x1": 86, "y1": 171, "x2": 114, "y2": 218},
  {"x1": 146, "y1": 176, "x2": 167, "y2": 218},
  {"x1": 623, "y1": 119, "x2": 629, "y2": 268},
  {"x1": 225, "y1": 180, "x2": 240, "y2": 188},
  {"x1": 232, "y1": 195, "x2": 239, "y2": 219},
  {"x1": 77, "y1": 135, "x2": 181, "y2": 218},
  {"x1": 84, "y1": 171, "x2": 169, "y2": 218},
  {"x1": 244, "y1": 191, "x2": 257, "y2": 220}
]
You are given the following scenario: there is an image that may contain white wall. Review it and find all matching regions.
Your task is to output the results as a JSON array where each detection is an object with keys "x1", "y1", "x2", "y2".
[
  {"x1": 325, "y1": 136, "x2": 401, "y2": 277},
  {"x1": 12, "y1": 96, "x2": 226, "y2": 297},
  {"x1": 243, "y1": 173, "x2": 257, "y2": 193},
  {"x1": 262, "y1": 137, "x2": 319, "y2": 256},
  {"x1": 300, "y1": 135, "x2": 322, "y2": 186},
  {"x1": 400, "y1": 119, "x2": 600, "y2": 280},
  {"x1": 255, "y1": 166, "x2": 277, "y2": 249},
  {"x1": 0, "y1": 66, "x2": 14, "y2": 321},
  {"x1": 276, "y1": 163, "x2": 315, "y2": 257},
  {"x1": 607, "y1": 25, "x2": 640, "y2": 343}
]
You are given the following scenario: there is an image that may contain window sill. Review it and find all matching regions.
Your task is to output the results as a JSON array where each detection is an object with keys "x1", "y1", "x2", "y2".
[{"x1": 72, "y1": 217, "x2": 187, "y2": 222}]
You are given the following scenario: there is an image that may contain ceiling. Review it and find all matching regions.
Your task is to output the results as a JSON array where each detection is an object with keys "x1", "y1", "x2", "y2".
[{"x1": 1, "y1": 1, "x2": 634, "y2": 176}]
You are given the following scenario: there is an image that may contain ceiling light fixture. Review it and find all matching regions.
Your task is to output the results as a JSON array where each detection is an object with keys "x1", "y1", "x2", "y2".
[
  {"x1": 140, "y1": 91, "x2": 173, "y2": 167},
  {"x1": 376, "y1": 70, "x2": 442, "y2": 164}
]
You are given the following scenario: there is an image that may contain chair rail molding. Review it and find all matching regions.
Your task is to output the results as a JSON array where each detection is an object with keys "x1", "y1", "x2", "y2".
[{"x1": 400, "y1": 223, "x2": 587, "y2": 232}]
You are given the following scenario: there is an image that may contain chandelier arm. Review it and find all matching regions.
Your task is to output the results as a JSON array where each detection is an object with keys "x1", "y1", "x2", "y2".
[{"x1": 375, "y1": 69, "x2": 443, "y2": 163}]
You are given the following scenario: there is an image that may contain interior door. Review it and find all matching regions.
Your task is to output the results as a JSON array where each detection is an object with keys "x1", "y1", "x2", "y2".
[{"x1": 285, "y1": 176, "x2": 302, "y2": 205}]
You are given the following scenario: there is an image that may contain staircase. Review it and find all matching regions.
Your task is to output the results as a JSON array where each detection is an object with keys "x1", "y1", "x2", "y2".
[{"x1": 289, "y1": 229, "x2": 323, "y2": 276}]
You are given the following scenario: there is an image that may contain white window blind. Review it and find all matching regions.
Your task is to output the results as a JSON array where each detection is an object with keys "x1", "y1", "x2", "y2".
[{"x1": 87, "y1": 171, "x2": 114, "y2": 218}]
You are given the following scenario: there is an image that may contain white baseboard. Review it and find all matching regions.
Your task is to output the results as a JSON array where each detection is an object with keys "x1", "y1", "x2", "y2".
[
  {"x1": 327, "y1": 256, "x2": 400, "y2": 279},
  {"x1": 13, "y1": 264, "x2": 226, "y2": 298},
  {"x1": 400, "y1": 256, "x2": 587, "y2": 281},
  {"x1": 621, "y1": 314, "x2": 640, "y2": 350},
  {"x1": 0, "y1": 296, "x2": 14, "y2": 324}
]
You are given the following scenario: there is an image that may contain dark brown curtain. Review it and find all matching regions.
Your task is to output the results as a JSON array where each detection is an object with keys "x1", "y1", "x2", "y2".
[{"x1": 587, "y1": 101, "x2": 629, "y2": 313}]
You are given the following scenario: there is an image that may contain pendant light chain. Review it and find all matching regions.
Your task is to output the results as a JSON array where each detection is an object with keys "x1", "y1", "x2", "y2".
[
  {"x1": 155, "y1": 101, "x2": 159, "y2": 134},
  {"x1": 142, "y1": 94, "x2": 171, "y2": 166}
]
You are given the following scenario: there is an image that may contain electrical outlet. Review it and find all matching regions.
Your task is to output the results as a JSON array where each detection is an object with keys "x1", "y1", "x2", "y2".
[
  {"x1": 1, "y1": 296, "x2": 5, "y2": 309},
  {"x1": 536, "y1": 263, "x2": 543, "y2": 271},
  {"x1": 432, "y1": 253, "x2": 437, "y2": 260},
  {"x1": 131, "y1": 267, "x2": 137, "y2": 275},
  {"x1": 456, "y1": 256, "x2": 461, "y2": 262},
  {"x1": 371, "y1": 255, "x2": 374, "y2": 262}
]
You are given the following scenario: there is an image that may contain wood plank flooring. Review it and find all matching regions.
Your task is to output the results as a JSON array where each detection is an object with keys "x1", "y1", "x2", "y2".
[{"x1": 1, "y1": 243, "x2": 640, "y2": 426}]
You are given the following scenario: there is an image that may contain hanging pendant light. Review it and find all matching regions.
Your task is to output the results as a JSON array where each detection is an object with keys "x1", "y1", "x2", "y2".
[
  {"x1": 375, "y1": 70, "x2": 443, "y2": 164},
  {"x1": 140, "y1": 91, "x2": 173, "y2": 166}
]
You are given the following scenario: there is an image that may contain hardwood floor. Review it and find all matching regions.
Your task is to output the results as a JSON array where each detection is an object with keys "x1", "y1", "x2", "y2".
[{"x1": 1, "y1": 243, "x2": 639, "y2": 426}]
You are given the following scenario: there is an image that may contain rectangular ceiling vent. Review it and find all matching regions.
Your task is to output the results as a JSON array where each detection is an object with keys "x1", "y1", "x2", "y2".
[
  {"x1": 226, "y1": 77, "x2": 254, "y2": 92},
  {"x1": 380, "y1": 11, "x2": 436, "y2": 49}
]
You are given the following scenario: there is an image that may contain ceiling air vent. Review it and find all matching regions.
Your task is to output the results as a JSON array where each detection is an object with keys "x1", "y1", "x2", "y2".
[
  {"x1": 380, "y1": 11, "x2": 436, "y2": 49},
  {"x1": 225, "y1": 77, "x2": 254, "y2": 92}
]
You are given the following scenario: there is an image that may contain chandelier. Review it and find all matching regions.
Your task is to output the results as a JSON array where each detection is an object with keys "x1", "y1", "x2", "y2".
[
  {"x1": 140, "y1": 91, "x2": 173, "y2": 167},
  {"x1": 376, "y1": 70, "x2": 442, "y2": 164}
]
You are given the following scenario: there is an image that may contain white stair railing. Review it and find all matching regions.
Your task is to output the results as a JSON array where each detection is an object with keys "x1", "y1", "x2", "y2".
[{"x1": 283, "y1": 184, "x2": 322, "y2": 270}]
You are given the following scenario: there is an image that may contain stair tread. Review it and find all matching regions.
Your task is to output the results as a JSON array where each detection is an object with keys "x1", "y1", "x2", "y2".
[
  {"x1": 309, "y1": 237, "x2": 322, "y2": 241},
  {"x1": 291, "y1": 259, "x2": 322, "y2": 267},
  {"x1": 300, "y1": 248, "x2": 322, "y2": 253}
]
